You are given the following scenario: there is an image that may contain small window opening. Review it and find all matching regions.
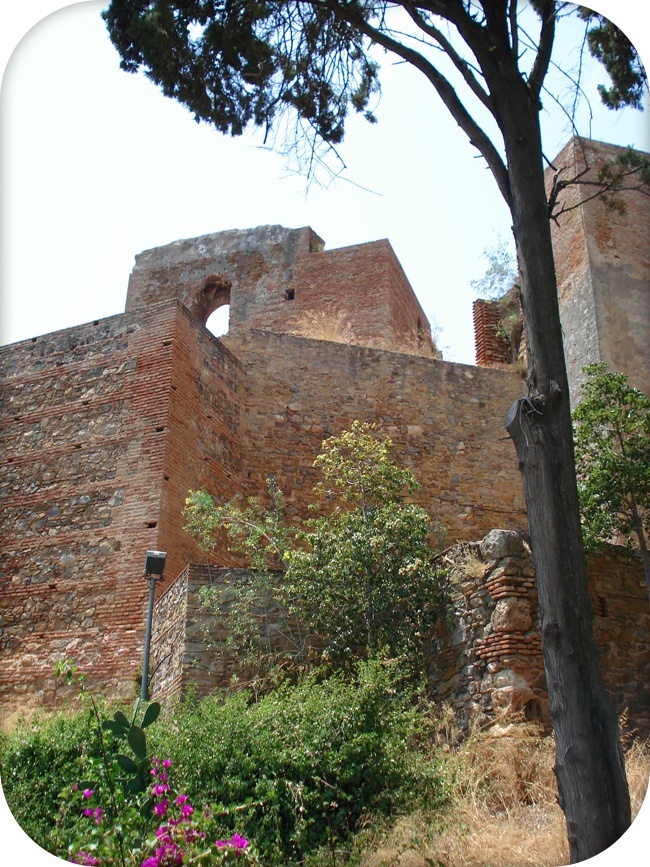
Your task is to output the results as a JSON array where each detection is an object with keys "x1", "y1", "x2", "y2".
[
  {"x1": 285, "y1": 289, "x2": 295, "y2": 301},
  {"x1": 206, "y1": 305, "x2": 230, "y2": 337},
  {"x1": 597, "y1": 596, "x2": 609, "y2": 618}
]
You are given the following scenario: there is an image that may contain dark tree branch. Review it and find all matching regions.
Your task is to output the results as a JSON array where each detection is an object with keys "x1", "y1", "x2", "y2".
[
  {"x1": 316, "y1": 0, "x2": 512, "y2": 204},
  {"x1": 403, "y1": 5, "x2": 495, "y2": 114},
  {"x1": 528, "y1": 0, "x2": 556, "y2": 101}
]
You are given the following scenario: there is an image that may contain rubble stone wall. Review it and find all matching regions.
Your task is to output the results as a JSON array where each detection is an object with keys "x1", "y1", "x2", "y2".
[
  {"x1": 149, "y1": 537, "x2": 649, "y2": 738},
  {"x1": 429, "y1": 531, "x2": 650, "y2": 735},
  {"x1": 229, "y1": 329, "x2": 527, "y2": 543}
]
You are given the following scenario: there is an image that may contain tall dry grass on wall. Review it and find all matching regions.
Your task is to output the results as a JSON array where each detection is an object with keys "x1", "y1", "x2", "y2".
[
  {"x1": 288, "y1": 309, "x2": 357, "y2": 345},
  {"x1": 287, "y1": 310, "x2": 436, "y2": 358},
  {"x1": 362, "y1": 715, "x2": 649, "y2": 867}
]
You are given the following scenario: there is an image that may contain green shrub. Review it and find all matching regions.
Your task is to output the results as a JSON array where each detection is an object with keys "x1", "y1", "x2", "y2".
[
  {"x1": 149, "y1": 659, "x2": 443, "y2": 863},
  {"x1": 0, "y1": 661, "x2": 444, "y2": 865},
  {"x1": 0, "y1": 707, "x2": 102, "y2": 850}
]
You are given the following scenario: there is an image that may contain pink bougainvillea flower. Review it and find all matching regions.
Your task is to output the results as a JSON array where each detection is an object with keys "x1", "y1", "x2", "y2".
[
  {"x1": 153, "y1": 798, "x2": 169, "y2": 817},
  {"x1": 82, "y1": 789, "x2": 94, "y2": 799},
  {"x1": 216, "y1": 833, "x2": 249, "y2": 851},
  {"x1": 72, "y1": 852, "x2": 100, "y2": 866},
  {"x1": 140, "y1": 858, "x2": 160, "y2": 867},
  {"x1": 83, "y1": 808, "x2": 94, "y2": 818},
  {"x1": 175, "y1": 794, "x2": 188, "y2": 805},
  {"x1": 93, "y1": 807, "x2": 103, "y2": 825},
  {"x1": 162, "y1": 759, "x2": 172, "y2": 768},
  {"x1": 152, "y1": 783, "x2": 169, "y2": 796},
  {"x1": 180, "y1": 804, "x2": 194, "y2": 820},
  {"x1": 183, "y1": 827, "x2": 205, "y2": 844}
]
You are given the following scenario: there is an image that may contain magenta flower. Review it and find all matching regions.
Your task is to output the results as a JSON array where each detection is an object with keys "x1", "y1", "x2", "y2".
[
  {"x1": 83, "y1": 808, "x2": 94, "y2": 818},
  {"x1": 162, "y1": 759, "x2": 172, "y2": 768},
  {"x1": 216, "y1": 833, "x2": 249, "y2": 851},
  {"x1": 152, "y1": 783, "x2": 169, "y2": 796},
  {"x1": 72, "y1": 853, "x2": 100, "y2": 866},
  {"x1": 93, "y1": 807, "x2": 103, "y2": 825},
  {"x1": 140, "y1": 858, "x2": 160, "y2": 867},
  {"x1": 175, "y1": 794, "x2": 188, "y2": 805},
  {"x1": 153, "y1": 798, "x2": 169, "y2": 817},
  {"x1": 82, "y1": 789, "x2": 94, "y2": 799},
  {"x1": 180, "y1": 804, "x2": 194, "y2": 820}
]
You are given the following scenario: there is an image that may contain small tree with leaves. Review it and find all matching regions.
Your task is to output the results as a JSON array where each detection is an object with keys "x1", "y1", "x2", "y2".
[
  {"x1": 184, "y1": 421, "x2": 445, "y2": 681},
  {"x1": 573, "y1": 363, "x2": 650, "y2": 602},
  {"x1": 285, "y1": 421, "x2": 445, "y2": 670}
]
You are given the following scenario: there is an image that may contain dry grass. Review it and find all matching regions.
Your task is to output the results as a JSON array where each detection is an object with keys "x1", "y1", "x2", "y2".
[
  {"x1": 360, "y1": 718, "x2": 650, "y2": 867},
  {"x1": 288, "y1": 310, "x2": 357, "y2": 345},
  {"x1": 287, "y1": 310, "x2": 436, "y2": 358}
]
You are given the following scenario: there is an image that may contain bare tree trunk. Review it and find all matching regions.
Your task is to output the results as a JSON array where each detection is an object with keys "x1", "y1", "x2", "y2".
[{"x1": 497, "y1": 94, "x2": 631, "y2": 861}]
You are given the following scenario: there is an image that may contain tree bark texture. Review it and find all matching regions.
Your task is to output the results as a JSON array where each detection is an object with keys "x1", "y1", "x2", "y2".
[{"x1": 495, "y1": 82, "x2": 632, "y2": 861}]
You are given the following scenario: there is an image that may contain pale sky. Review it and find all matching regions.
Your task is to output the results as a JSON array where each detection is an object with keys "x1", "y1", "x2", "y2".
[
  {"x1": 1, "y1": 1, "x2": 649, "y2": 363},
  {"x1": 1, "y1": 4, "x2": 649, "y2": 865}
]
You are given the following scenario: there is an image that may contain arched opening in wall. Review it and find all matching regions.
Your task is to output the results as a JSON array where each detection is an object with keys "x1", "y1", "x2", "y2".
[
  {"x1": 206, "y1": 305, "x2": 230, "y2": 337},
  {"x1": 201, "y1": 276, "x2": 232, "y2": 337}
]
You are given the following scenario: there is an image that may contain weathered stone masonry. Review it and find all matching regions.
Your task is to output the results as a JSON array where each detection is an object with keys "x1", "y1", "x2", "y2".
[
  {"x1": 149, "y1": 533, "x2": 648, "y2": 737},
  {"x1": 473, "y1": 138, "x2": 650, "y2": 404},
  {"x1": 1, "y1": 140, "x2": 648, "y2": 730}
]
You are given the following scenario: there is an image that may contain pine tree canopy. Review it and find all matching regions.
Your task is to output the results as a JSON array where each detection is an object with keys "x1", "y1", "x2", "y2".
[{"x1": 103, "y1": 2, "x2": 647, "y2": 159}]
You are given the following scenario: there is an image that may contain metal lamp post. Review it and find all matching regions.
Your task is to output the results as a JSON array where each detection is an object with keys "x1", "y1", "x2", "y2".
[{"x1": 141, "y1": 549, "x2": 166, "y2": 702}]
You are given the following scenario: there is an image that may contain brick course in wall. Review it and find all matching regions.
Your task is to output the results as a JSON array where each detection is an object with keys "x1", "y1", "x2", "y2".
[
  {"x1": 0, "y1": 302, "x2": 244, "y2": 715},
  {"x1": 148, "y1": 536, "x2": 649, "y2": 738},
  {"x1": 1, "y1": 176, "x2": 647, "y2": 719},
  {"x1": 429, "y1": 531, "x2": 649, "y2": 735},
  {"x1": 473, "y1": 300, "x2": 510, "y2": 367}
]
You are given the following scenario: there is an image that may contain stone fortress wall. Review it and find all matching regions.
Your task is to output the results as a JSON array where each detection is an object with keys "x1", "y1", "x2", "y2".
[
  {"x1": 148, "y1": 536, "x2": 648, "y2": 735},
  {"x1": 0, "y1": 138, "x2": 648, "y2": 731},
  {"x1": 473, "y1": 138, "x2": 650, "y2": 404}
]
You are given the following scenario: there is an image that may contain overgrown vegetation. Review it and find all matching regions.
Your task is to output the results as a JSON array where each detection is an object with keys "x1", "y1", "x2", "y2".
[
  {"x1": 2, "y1": 688, "x2": 648, "y2": 867},
  {"x1": 184, "y1": 422, "x2": 446, "y2": 685},
  {"x1": 0, "y1": 660, "x2": 445, "y2": 866}
]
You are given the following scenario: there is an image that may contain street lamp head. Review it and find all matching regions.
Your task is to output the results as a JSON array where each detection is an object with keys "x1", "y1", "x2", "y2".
[{"x1": 144, "y1": 550, "x2": 167, "y2": 576}]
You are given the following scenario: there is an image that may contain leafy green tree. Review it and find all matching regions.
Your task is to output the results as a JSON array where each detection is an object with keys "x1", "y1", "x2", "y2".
[
  {"x1": 185, "y1": 422, "x2": 444, "y2": 676},
  {"x1": 286, "y1": 421, "x2": 444, "y2": 669},
  {"x1": 104, "y1": 1, "x2": 647, "y2": 857},
  {"x1": 573, "y1": 363, "x2": 650, "y2": 601}
]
